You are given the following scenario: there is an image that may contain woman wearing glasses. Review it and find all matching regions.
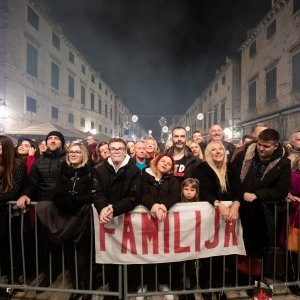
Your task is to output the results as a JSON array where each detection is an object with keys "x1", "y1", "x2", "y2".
[{"x1": 38, "y1": 142, "x2": 94, "y2": 300}]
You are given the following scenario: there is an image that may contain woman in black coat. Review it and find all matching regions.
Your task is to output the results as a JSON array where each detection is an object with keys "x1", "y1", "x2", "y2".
[
  {"x1": 196, "y1": 141, "x2": 241, "y2": 300},
  {"x1": 0, "y1": 135, "x2": 27, "y2": 287},
  {"x1": 39, "y1": 142, "x2": 94, "y2": 300},
  {"x1": 137, "y1": 154, "x2": 181, "y2": 299}
]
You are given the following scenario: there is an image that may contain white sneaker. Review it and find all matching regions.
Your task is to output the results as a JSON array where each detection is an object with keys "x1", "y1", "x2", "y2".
[
  {"x1": 136, "y1": 284, "x2": 147, "y2": 300},
  {"x1": 158, "y1": 284, "x2": 174, "y2": 300}
]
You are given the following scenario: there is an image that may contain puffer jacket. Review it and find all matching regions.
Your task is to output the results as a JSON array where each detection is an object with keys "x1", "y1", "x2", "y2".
[{"x1": 21, "y1": 149, "x2": 66, "y2": 201}]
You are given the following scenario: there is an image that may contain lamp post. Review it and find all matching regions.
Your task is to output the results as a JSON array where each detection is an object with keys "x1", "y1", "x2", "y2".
[{"x1": 131, "y1": 115, "x2": 138, "y2": 140}]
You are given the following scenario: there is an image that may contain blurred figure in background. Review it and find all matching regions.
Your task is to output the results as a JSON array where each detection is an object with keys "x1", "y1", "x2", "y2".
[
  {"x1": 287, "y1": 131, "x2": 300, "y2": 166},
  {"x1": 164, "y1": 139, "x2": 173, "y2": 152},
  {"x1": 134, "y1": 141, "x2": 148, "y2": 172},
  {"x1": 192, "y1": 130, "x2": 206, "y2": 156},
  {"x1": 38, "y1": 140, "x2": 47, "y2": 155},
  {"x1": 188, "y1": 140, "x2": 204, "y2": 161},
  {"x1": 145, "y1": 138, "x2": 158, "y2": 160},
  {"x1": 126, "y1": 140, "x2": 136, "y2": 158},
  {"x1": 208, "y1": 124, "x2": 235, "y2": 163},
  {"x1": 93, "y1": 142, "x2": 110, "y2": 166}
]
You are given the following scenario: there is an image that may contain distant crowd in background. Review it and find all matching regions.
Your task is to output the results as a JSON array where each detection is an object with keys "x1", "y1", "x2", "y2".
[{"x1": 0, "y1": 123, "x2": 299, "y2": 300}]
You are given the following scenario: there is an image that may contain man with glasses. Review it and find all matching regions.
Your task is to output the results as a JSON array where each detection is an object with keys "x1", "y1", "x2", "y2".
[{"x1": 93, "y1": 138, "x2": 141, "y2": 300}]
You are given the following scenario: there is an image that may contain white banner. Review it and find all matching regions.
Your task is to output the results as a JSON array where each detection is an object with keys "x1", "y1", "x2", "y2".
[{"x1": 93, "y1": 202, "x2": 246, "y2": 264}]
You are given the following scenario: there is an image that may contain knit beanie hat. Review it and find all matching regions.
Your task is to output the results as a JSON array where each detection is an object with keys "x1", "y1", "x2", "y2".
[{"x1": 45, "y1": 131, "x2": 65, "y2": 148}]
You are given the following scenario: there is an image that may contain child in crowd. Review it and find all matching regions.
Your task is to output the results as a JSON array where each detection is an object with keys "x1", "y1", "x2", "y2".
[
  {"x1": 181, "y1": 178, "x2": 200, "y2": 202},
  {"x1": 179, "y1": 178, "x2": 200, "y2": 300}
]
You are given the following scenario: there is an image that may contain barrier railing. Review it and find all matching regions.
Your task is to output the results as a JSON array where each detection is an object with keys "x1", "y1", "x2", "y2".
[{"x1": 0, "y1": 201, "x2": 299, "y2": 299}]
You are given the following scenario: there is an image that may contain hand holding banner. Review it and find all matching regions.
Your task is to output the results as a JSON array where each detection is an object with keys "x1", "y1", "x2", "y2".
[{"x1": 93, "y1": 202, "x2": 246, "y2": 264}]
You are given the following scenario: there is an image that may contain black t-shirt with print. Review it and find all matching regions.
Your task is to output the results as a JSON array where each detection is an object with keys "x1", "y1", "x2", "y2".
[{"x1": 174, "y1": 156, "x2": 187, "y2": 182}]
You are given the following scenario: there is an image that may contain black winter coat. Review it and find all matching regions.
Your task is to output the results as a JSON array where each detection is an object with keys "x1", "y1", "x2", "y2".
[
  {"x1": 234, "y1": 145, "x2": 291, "y2": 257},
  {"x1": 0, "y1": 161, "x2": 26, "y2": 204},
  {"x1": 140, "y1": 170, "x2": 181, "y2": 210},
  {"x1": 22, "y1": 149, "x2": 66, "y2": 201},
  {"x1": 53, "y1": 162, "x2": 93, "y2": 213},
  {"x1": 196, "y1": 162, "x2": 240, "y2": 205},
  {"x1": 93, "y1": 158, "x2": 141, "y2": 217}
]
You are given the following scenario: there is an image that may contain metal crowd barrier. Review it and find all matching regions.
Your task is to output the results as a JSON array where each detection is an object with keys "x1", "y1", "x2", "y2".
[{"x1": 0, "y1": 201, "x2": 299, "y2": 299}]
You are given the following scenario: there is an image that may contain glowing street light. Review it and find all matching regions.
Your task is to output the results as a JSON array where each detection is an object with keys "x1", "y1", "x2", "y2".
[
  {"x1": 148, "y1": 130, "x2": 152, "y2": 135},
  {"x1": 197, "y1": 113, "x2": 204, "y2": 120},
  {"x1": 162, "y1": 126, "x2": 169, "y2": 133},
  {"x1": 185, "y1": 126, "x2": 190, "y2": 132},
  {"x1": 132, "y1": 115, "x2": 138, "y2": 123}
]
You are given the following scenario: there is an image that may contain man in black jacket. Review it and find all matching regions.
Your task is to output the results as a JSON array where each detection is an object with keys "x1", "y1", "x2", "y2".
[
  {"x1": 17, "y1": 130, "x2": 66, "y2": 205},
  {"x1": 93, "y1": 138, "x2": 140, "y2": 299},
  {"x1": 16, "y1": 131, "x2": 66, "y2": 288},
  {"x1": 233, "y1": 129, "x2": 290, "y2": 295},
  {"x1": 167, "y1": 127, "x2": 202, "y2": 182}
]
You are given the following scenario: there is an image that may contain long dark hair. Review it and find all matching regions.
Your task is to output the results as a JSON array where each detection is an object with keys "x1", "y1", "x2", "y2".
[{"x1": 0, "y1": 135, "x2": 18, "y2": 192}]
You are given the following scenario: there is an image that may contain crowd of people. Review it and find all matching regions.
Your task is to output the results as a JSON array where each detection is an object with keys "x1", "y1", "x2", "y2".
[{"x1": 0, "y1": 124, "x2": 299, "y2": 300}]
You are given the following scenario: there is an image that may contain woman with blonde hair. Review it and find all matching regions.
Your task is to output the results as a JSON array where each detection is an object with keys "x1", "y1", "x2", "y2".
[
  {"x1": 188, "y1": 141, "x2": 204, "y2": 161},
  {"x1": 196, "y1": 141, "x2": 241, "y2": 300},
  {"x1": 145, "y1": 138, "x2": 158, "y2": 159},
  {"x1": 37, "y1": 142, "x2": 94, "y2": 300}
]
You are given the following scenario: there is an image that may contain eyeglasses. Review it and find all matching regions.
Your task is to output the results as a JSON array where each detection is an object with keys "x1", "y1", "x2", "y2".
[
  {"x1": 68, "y1": 150, "x2": 82, "y2": 155},
  {"x1": 109, "y1": 147, "x2": 125, "y2": 153}
]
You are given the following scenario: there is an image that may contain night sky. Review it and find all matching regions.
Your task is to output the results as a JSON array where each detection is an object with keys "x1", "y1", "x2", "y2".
[{"x1": 44, "y1": 0, "x2": 271, "y2": 135}]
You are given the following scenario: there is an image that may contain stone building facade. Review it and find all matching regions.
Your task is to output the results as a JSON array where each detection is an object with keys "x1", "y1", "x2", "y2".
[
  {"x1": 171, "y1": 0, "x2": 299, "y2": 142},
  {"x1": 171, "y1": 57, "x2": 241, "y2": 141},
  {"x1": 239, "y1": 0, "x2": 300, "y2": 140},
  {"x1": 0, "y1": 0, "x2": 137, "y2": 140}
]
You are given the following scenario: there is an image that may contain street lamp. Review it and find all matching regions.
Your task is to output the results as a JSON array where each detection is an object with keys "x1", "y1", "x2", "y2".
[
  {"x1": 132, "y1": 115, "x2": 139, "y2": 123},
  {"x1": 162, "y1": 126, "x2": 169, "y2": 133},
  {"x1": 197, "y1": 113, "x2": 204, "y2": 121}
]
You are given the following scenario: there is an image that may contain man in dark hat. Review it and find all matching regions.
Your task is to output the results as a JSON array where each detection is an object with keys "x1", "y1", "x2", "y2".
[{"x1": 16, "y1": 130, "x2": 66, "y2": 288}]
